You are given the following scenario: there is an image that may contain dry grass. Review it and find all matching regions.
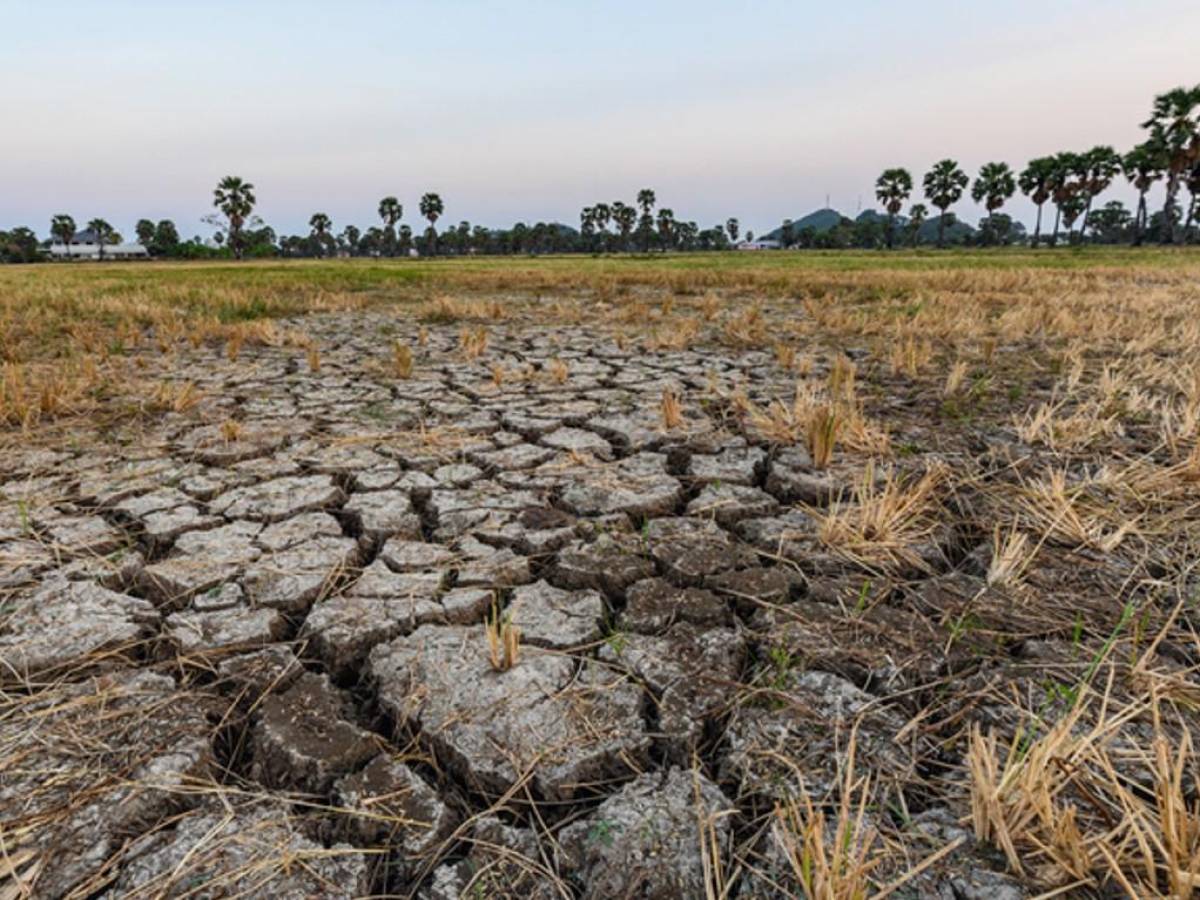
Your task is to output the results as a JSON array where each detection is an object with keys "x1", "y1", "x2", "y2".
[
  {"x1": 485, "y1": 604, "x2": 521, "y2": 672},
  {"x1": 662, "y1": 387, "x2": 684, "y2": 430},
  {"x1": 815, "y1": 462, "x2": 947, "y2": 570},
  {"x1": 969, "y1": 676, "x2": 1200, "y2": 896},
  {"x1": 458, "y1": 325, "x2": 489, "y2": 360},
  {"x1": 771, "y1": 734, "x2": 883, "y2": 899},
  {"x1": 392, "y1": 341, "x2": 413, "y2": 379}
]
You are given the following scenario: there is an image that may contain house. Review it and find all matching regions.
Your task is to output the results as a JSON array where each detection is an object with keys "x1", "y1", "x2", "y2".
[
  {"x1": 735, "y1": 239, "x2": 781, "y2": 251},
  {"x1": 48, "y1": 228, "x2": 148, "y2": 260}
]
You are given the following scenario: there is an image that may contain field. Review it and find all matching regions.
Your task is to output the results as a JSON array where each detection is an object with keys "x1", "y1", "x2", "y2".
[{"x1": 3, "y1": 249, "x2": 1200, "y2": 898}]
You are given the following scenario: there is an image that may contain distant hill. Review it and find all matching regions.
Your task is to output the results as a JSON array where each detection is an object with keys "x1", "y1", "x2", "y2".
[
  {"x1": 855, "y1": 209, "x2": 891, "y2": 225},
  {"x1": 764, "y1": 207, "x2": 988, "y2": 245},
  {"x1": 762, "y1": 208, "x2": 844, "y2": 240}
]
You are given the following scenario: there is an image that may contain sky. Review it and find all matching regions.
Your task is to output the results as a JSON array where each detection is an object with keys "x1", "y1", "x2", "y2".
[{"x1": 4, "y1": 0, "x2": 1199, "y2": 239}]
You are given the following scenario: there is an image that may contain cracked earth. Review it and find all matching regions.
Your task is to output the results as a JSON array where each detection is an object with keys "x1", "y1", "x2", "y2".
[{"x1": 1, "y1": 309, "x2": 1094, "y2": 898}]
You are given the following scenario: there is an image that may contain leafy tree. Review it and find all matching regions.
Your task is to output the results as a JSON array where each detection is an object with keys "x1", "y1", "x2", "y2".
[
  {"x1": 398, "y1": 224, "x2": 413, "y2": 256},
  {"x1": 212, "y1": 176, "x2": 256, "y2": 259},
  {"x1": 86, "y1": 218, "x2": 115, "y2": 260},
  {"x1": 1076, "y1": 146, "x2": 1122, "y2": 241},
  {"x1": 341, "y1": 225, "x2": 361, "y2": 255},
  {"x1": 1086, "y1": 201, "x2": 1132, "y2": 244},
  {"x1": 906, "y1": 204, "x2": 927, "y2": 248},
  {"x1": 1060, "y1": 192, "x2": 1087, "y2": 239},
  {"x1": 853, "y1": 217, "x2": 884, "y2": 249},
  {"x1": 378, "y1": 197, "x2": 402, "y2": 255},
  {"x1": 1123, "y1": 140, "x2": 1166, "y2": 245},
  {"x1": 1141, "y1": 84, "x2": 1200, "y2": 244},
  {"x1": 971, "y1": 162, "x2": 1015, "y2": 243},
  {"x1": 874, "y1": 168, "x2": 912, "y2": 249},
  {"x1": 725, "y1": 218, "x2": 739, "y2": 244},
  {"x1": 135, "y1": 219, "x2": 156, "y2": 248},
  {"x1": 0, "y1": 227, "x2": 40, "y2": 263},
  {"x1": 419, "y1": 193, "x2": 444, "y2": 255},
  {"x1": 1018, "y1": 157, "x2": 1058, "y2": 248},
  {"x1": 51, "y1": 214, "x2": 76, "y2": 257},
  {"x1": 977, "y1": 213, "x2": 1015, "y2": 246},
  {"x1": 154, "y1": 220, "x2": 180, "y2": 255},
  {"x1": 922, "y1": 159, "x2": 969, "y2": 248},
  {"x1": 676, "y1": 220, "x2": 699, "y2": 251}
]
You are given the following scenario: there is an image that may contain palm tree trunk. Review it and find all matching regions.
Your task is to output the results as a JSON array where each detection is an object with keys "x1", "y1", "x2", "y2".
[
  {"x1": 1133, "y1": 191, "x2": 1146, "y2": 246},
  {"x1": 936, "y1": 209, "x2": 946, "y2": 248},
  {"x1": 1051, "y1": 205, "x2": 1061, "y2": 247},
  {"x1": 1081, "y1": 195, "x2": 1094, "y2": 244},
  {"x1": 886, "y1": 213, "x2": 894, "y2": 250},
  {"x1": 1185, "y1": 192, "x2": 1198, "y2": 243},
  {"x1": 1164, "y1": 173, "x2": 1181, "y2": 245},
  {"x1": 1033, "y1": 203, "x2": 1043, "y2": 248}
]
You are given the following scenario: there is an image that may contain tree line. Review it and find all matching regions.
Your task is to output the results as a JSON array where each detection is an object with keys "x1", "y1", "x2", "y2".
[
  {"x1": 869, "y1": 83, "x2": 1200, "y2": 249},
  {"x1": 3, "y1": 84, "x2": 1197, "y2": 263}
]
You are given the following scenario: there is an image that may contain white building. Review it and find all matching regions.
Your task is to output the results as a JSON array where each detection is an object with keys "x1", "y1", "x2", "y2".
[
  {"x1": 48, "y1": 228, "x2": 148, "y2": 260},
  {"x1": 735, "y1": 239, "x2": 781, "y2": 251}
]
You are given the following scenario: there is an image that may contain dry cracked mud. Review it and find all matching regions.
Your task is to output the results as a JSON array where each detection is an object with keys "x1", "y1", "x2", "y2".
[{"x1": 6, "y1": 307, "x2": 1185, "y2": 898}]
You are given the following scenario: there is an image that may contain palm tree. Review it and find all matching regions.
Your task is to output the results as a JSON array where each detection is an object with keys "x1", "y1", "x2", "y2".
[
  {"x1": 971, "y1": 162, "x2": 1016, "y2": 242},
  {"x1": 907, "y1": 204, "x2": 927, "y2": 248},
  {"x1": 86, "y1": 218, "x2": 115, "y2": 261},
  {"x1": 725, "y1": 218, "x2": 739, "y2": 245},
  {"x1": 580, "y1": 207, "x2": 596, "y2": 253},
  {"x1": 592, "y1": 203, "x2": 611, "y2": 252},
  {"x1": 922, "y1": 159, "x2": 968, "y2": 248},
  {"x1": 656, "y1": 208, "x2": 676, "y2": 251},
  {"x1": 419, "y1": 193, "x2": 444, "y2": 255},
  {"x1": 1076, "y1": 146, "x2": 1122, "y2": 241},
  {"x1": 1047, "y1": 152, "x2": 1080, "y2": 246},
  {"x1": 1123, "y1": 140, "x2": 1166, "y2": 245},
  {"x1": 612, "y1": 201, "x2": 636, "y2": 251},
  {"x1": 1141, "y1": 84, "x2": 1200, "y2": 244},
  {"x1": 309, "y1": 213, "x2": 331, "y2": 237},
  {"x1": 378, "y1": 197, "x2": 402, "y2": 256},
  {"x1": 781, "y1": 219, "x2": 795, "y2": 248},
  {"x1": 212, "y1": 176, "x2": 256, "y2": 260},
  {"x1": 1018, "y1": 157, "x2": 1057, "y2": 248},
  {"x1": 1184, "y1": 161, "x2": 1200, "y2": 241},
  {"x1": 636, "y1": 189, "x2": 656, "y2": 252},
  {"x1": 309, "y1": 213, "x2": 332, "y2": 257},
  {"x1": 50, "y1": 214, "x2": 76, "y2": 259},
  {"x1": 874, "y1": 168, "x2": 912, "y2": 249}
]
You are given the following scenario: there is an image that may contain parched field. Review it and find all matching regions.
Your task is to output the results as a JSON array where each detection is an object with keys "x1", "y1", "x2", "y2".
[{"x1": 3, "y1": 250, "x2": 1200, "y2": 898}]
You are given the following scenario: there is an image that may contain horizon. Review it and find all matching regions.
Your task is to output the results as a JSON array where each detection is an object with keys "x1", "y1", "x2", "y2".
[{"x1": 5, "y1": 0, "x2": 1200, "y2": 239}]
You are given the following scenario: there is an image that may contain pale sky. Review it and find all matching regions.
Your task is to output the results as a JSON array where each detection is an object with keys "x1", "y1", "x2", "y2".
[{"x1": 4, "y1": 0, "x2": 1198, "y2": 238}]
